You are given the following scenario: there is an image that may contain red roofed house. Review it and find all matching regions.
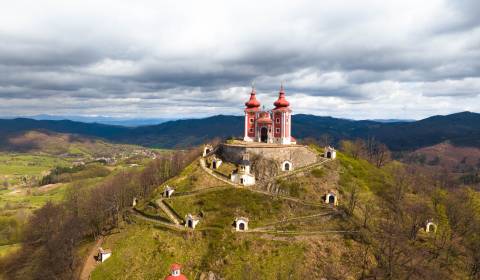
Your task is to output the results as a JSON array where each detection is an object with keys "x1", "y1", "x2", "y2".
[
  {"x1": 164, "y1": 263, "x2": 188, "y2": 280},
  {"x1": 243, "y1": 84, "x2": 296, "y2": 145}
]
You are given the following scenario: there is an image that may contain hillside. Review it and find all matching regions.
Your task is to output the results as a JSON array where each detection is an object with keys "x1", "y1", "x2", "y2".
[
  {"x1": 3, "y1": 143, "x2": 480, "y2": 279},
  {"x1": 1, "y1": 111, "x2": 480, "y2": 150},
  {"x1": 85, "y1": 151, "x2": 474, "y2": 279},
  {"x1": 90, "y1": 153, "x2": 364, "y2": 279}
]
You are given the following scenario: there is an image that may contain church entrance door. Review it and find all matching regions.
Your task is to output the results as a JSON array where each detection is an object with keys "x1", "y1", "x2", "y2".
[{"x1": 261, "y1": 127, "x2": 268, "y2": 143}]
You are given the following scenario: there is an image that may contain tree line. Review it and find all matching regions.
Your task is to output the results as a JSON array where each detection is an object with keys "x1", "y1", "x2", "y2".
[
  {"x1": 0, "y1": 148, "x2": 199, "y2": 280},
  {"x1": 337, "y1": 153, "x2": 480, "y2": 279}
]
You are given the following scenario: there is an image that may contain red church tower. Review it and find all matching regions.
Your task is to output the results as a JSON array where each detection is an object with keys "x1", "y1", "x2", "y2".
[
  {"x1": 243, "y1": 86, "x2": 261, "y2": 142},
  {"x1": 243, "y1": 84, "x2": 295, "y2": 145}
]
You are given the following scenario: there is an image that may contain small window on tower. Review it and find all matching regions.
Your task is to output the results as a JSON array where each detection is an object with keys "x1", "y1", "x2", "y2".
[
  {"x1": 249, "y1": 128, "x2": 253, "y2": 133},
  {"x1": 276, "y1": 118, "x2": 280, "y2": 123},
  {"x1": 275, "y1": 128, "x2": 280, "y2": 133},
  {"x1": 250, "y1": 118, "x2": 254, "y2": 123}
]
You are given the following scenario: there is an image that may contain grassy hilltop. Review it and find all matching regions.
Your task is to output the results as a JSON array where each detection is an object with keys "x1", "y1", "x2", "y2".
[{"x1": 87, "y1": 151, "x2": 394, "y2": 279}]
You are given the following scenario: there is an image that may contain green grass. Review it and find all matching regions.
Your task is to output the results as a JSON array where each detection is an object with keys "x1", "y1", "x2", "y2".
[
  {"x1": 0, "y1": 177, "x2": 104, "y2": 211},
  {"x1": 92, "y1": 225, "x2": 208, "y2": 280},
  {"x1": 0, "y1": 243, "x2": 20, "y2": 258},
  {"x1": 311, "y1": 167, "x2": 325, "y2": 178},
  {"x1": 92, "y1": 224, "x2": 307, "y2": 280},
  {"x1": 0, "y1": 153, "x2": 71, "y2": 186},
  {"x1": 337, "y1": 152, "x2": 390, "y2": 193},
  {"x1": 165, "y1": 188, "x2": 323, "y2": 229},
  {"x1": 156, "y1": 160, "x2": 226, "y2": 196}
]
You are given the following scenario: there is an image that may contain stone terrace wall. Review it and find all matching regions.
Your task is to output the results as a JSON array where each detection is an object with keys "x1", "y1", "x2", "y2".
[{"x1": 220, "y1": 143, "x2": 319, "y2": 169}]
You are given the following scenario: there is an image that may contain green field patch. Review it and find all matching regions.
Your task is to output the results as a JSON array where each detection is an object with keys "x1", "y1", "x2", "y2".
[
  {"x1": 158, "y1": 160, "x2": 226, "y2": 195},
  {"x1": 165, "y1": 188, "x2": 323, "y2": 229},
  {"x1": 92, "y1": 224, "x2": 307, "y2": 280},
  {"x1": 337, "y1": 152, "x2": 390, "y2": 193}
]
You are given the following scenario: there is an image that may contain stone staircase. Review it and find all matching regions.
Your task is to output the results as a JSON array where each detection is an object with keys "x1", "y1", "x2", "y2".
[
  {"x1": 130, "y1": 209, "x2": 185, "y2": 231},
  {"x1": 199, "y1": 158, "x2": 236, "y2": 186},
  {"x1": 156, "y1": 199, "x2": 182, "y2": 225}
]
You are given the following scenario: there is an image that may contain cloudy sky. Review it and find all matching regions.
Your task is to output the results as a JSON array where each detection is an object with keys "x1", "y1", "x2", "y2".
[{"x1": 0, "y1": 0, "x2": 479, "y2": 120}]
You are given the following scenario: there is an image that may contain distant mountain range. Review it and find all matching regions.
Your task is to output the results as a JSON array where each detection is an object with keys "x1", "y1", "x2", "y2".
[
  {"x1": 0, "y1": 111, "x2": 479, "y2": 151},
  {"x1": 0, "y1": 114, "x2": 174, "y2": 127},
  {"x1": 0, "y1": 114, "x2": 414, "y2": 126}
]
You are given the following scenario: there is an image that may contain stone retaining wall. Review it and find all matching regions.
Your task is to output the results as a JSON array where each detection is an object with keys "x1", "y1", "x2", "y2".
[{"x1": 219, "y1": 143, "x2": 319, "y2": 169}]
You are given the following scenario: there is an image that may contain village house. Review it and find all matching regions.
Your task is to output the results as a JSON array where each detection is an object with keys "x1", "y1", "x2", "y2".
[
  {"x1": 163, "y1": 185, "x2": 175, "y2": 198},
  {"x1": 164, "y1": 263, "x2": 188, "y2": 280},
  {"x1": 324, "y1": 146, "x2": 337, "y2": 159},
  {"x1": 202, "y1": 144, "x2": 213, "y2": 157},
  {"x1": 425, "y1": 219, "x2": 437, "y2": 233},
  {"x1": 234, "y1": 217, "x2": 249, "y2": 231},
  {"x1": 211, "y1": 156, "x2": 222, "y2": 169},
  {"x1": 185, "y1": 214, "x2": 200, "y2": 229},
  {"x1": 97, "y1": 247, "x2": 112, "y2": 263},
  {"x1": 325, "y1": 190, "x2": 339, "y2": 206},
  {"x1": 230, "y1": 153, "x2": 255, "y2": 186}
]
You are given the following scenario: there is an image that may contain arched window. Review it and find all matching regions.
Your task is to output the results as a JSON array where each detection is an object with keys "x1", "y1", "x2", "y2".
[{"x1": 282, "y1": 161, "x2": 292, "y2": 171}]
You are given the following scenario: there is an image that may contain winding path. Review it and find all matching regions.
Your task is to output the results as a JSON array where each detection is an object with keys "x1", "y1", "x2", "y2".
[
  {"x1": 250, "y1": 212, "x2": 335, "y2": 232},
  {"x1": 244, "y1": 229, "x2": 358, "y2": 236},
  {"x1": 79, "y1": 237, "x2": 103, "y2": 280}
]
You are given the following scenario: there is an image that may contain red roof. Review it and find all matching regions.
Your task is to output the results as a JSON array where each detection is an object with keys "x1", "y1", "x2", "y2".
[
  {"x1": 164, "y1": 263, "x2": 188, "y2": 280},
  {"x1": 171, "y1": 263, "x2": 182, "y2": 271},
  {"x1": 273, "y1": 84, "x2": 290, "y2": 109},
  {"x1": 245, "y1": 87, "x2": 261, "y2": 109}
]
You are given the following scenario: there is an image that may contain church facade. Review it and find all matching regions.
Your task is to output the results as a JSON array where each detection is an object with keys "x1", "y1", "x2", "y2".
[{"x1": 243, "y1": 85, "x2": 296, "y2": 145}]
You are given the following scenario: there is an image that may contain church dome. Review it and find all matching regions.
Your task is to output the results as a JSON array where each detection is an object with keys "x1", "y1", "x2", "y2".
[
  {"x1": 273, "y1": 84, "x2": 290, "y2": 108},
  {"x1": 245, "y1": 87, "x2": 261, "y2": 109}
]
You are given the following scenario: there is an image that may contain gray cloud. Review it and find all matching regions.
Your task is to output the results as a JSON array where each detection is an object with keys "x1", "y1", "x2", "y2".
[{"x1": 0, "y1": 0, "x2": 479, "y2": 119}]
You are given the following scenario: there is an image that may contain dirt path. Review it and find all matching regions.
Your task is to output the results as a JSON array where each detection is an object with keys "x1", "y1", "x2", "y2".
[
  {"x1": 79, "y1": 237, "x2": 103, "y2": 280},
  {"x1": 246, "y1": 230, "x2": 358, "y2": 236},
  {"x1": 250, "y1": 212, "x2": 335, "y2": 231}
]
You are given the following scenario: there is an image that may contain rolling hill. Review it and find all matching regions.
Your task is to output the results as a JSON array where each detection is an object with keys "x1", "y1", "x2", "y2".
[{"x1": 1, "y1": 111, "x2": 479, "y2": 150}]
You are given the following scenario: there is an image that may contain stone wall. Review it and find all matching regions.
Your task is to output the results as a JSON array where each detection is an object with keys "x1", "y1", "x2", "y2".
[{"x1": 219, "y1": 143, "x2": 319, "y2": 169}]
